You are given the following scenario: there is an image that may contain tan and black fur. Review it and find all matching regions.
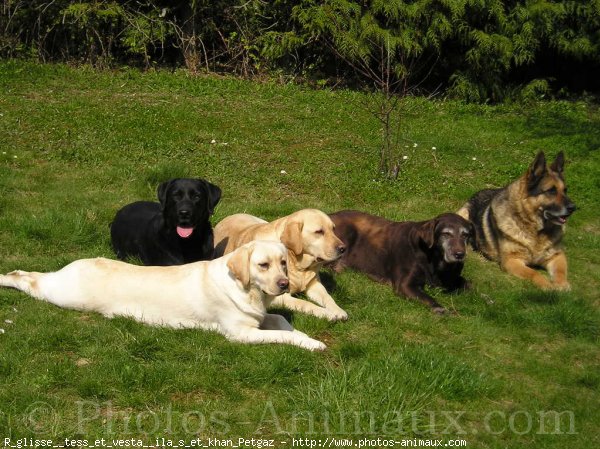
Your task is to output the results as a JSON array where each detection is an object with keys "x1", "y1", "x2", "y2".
[{"x1": 457, "y1": 151, "x2": 576, "y2": 290}]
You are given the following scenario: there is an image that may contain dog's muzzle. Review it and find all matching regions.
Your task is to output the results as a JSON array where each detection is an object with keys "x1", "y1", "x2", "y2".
[
  {"x1": 543, "y1": 203, "x2": 576, "y2": 225},
  {"x1": 316, "y1": 244, "x2": 346, "y2": 263},
  {"x1": 175, "y1": 208, "x2": 197, "y2": 238},
  {"x1": 277, "y1": 278, "x2": 290, "y2": 292},
  {"x1": 445, "y1": 250, "x2": 466, "y2": 264}
]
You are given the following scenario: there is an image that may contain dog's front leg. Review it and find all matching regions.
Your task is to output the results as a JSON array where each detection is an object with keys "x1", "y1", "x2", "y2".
[
  {"x1": 443, "y1": 273, "x2": 471, "y2": 292},
  {"x1": 502, "y1": 256, "x2": 553, "y2": 290},
  {"x1": 396, "y1": 280, "x2": 447, "y2": 314},
  {"x1": 261, "y1": 313, "x2": 327, "y2": 343},
  {"x1": 228, "y1": 324, "x2": 326, "y2": 351},
  {"x1": 305, "y1": 279, "x2": 348, "y2": 321},
  {"x1": 455, "y1": 276, "x2": 471, "y2": 291},
  {"x1": 270, "y1": 293, "x2": 343, "y2": 321},
  {"x1": 545, "y1": 251, "x2": 570, "y2": 291}
]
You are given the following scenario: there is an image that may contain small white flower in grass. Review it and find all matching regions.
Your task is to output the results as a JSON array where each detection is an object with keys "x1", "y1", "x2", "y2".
[
  {"x1": 432, "y1": 146, "x2": 437, "y2": 150},
  {"x1": 13, "y1": 155, "x2": 17, "y2": 159},
  {"x1": 0, "y1": 329, "x2": 4, "y2": 334},
  {"x1": 210, "y1": 139, "x2": 217, "y2": 144},
  {"x1": 280, "y1": 170, "x2": 287, "y2": 175},
  {"x1": 413, "y1": 143, "x2": 418, "y2": 147},
  {"x1": 4, "y1": 320, "x2": 12, "y2": 324},
  {"x1": 12, "y1": 307, "x2": 17, "y2": 312},
  {"x1": 2, "y1": 152, "x2": 6, "y2": 155},
  {"x1": 472, "y1": 157, "x2": 477, "y2": 161},
  {"x1": 403, "y1": 155, "x2": 408, "y2": 160}
]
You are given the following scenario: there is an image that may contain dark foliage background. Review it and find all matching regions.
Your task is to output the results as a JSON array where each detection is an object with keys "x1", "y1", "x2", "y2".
[{"x1": 1, "y1": 0, "x2": 599, "y2": 101}]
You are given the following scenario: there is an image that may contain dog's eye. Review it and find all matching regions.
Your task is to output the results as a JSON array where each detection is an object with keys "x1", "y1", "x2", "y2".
[
  {"x1": 441, "y1": 231, "x2": 452, "y2": 237},
  {"x1": 544, "y1": 187, "x2": 557, "y2": 195},
  {"x1": 280, "y1": 260, "x2": 287, "y2": 266},
  {"x1": 314, "y1": 229, "x2": 324, "y2": 235},
  {"x1": 258, "y1": 262, "x2": 270, "y2": 270}
]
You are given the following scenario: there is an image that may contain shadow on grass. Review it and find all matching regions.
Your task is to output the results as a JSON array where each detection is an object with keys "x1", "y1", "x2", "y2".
[
  {"x1": 541, "y1": 299, "x2": 600, "y2": 341},
  {"x1": 524, "y1": 102, "x2": 600, "y2": 156},
  {"x1": 481, "y1": 291, "x2": 600, "y2": 342},
  {"x1": 266, "y1": 307, "x2": 294, "y2": 324},
  {"x1": 522, "y1": 290, "x2": 561, "y2": 305},
  {"x1": 319, "y1": 270, "x2": 337, "y2": 292}
]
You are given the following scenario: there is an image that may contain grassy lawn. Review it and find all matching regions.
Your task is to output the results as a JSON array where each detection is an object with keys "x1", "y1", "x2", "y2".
[{"x1": 0, "y1": 61, "x2": 599, "y2": 448}]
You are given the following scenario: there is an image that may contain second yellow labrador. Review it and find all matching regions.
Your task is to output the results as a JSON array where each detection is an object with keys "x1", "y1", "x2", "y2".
[
  {"x1": 0, "y1": 241, "x2": 326, "y2": 351},
  {"x1": 214, "y1": 209, "x2": 348, "y2": 321}
]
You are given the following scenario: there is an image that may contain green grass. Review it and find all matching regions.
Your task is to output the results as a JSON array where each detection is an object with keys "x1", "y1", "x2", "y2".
[{"x1": 0, "y1": 60, "x2": 599, "y2": 448}]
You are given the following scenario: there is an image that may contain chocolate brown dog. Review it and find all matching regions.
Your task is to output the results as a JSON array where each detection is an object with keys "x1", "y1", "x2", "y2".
[{"x1": 329, "y1": 211, "x2": 473, "y2": 314}]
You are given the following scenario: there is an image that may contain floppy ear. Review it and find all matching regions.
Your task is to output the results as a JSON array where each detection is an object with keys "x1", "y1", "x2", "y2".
[
  {"x1": 280, "y1": 221, "x2": 304, "y2": 256},
  {"x1": 418, "y1": 219, "x2": 437, "y2": 249},
  {"x1": 550, "y1": 151, "x2": 565, "y2": 176},
  {"x1": 527, "y1": 151, "x2": 547, "y2": 191},
  {"x1": 204, "y1": 181, "x2": 222, "y2": 215},
  {"x1": 226, "y1": 244, "x2": 252, "y2": 289},
  {"x1": 157, "y1": 180, "x2": 174, "y2": 208}
]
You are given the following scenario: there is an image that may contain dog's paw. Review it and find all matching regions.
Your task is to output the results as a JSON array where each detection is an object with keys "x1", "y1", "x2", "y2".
[
  {"x1": 432, "y1": 306, "x2": 449, "y2": 315},
  {"x1": 535, "y1": 276, "x2": 555, "y2": 291},
  {"x1": 552, "y1": 281, "x2": 571, "y2": 292},
  {"x1": 304, "y1": 339, "x2": 327, "y2": 351},
  {"x1": 327, "y1": 308, "x2": 349, "y2": 322}
]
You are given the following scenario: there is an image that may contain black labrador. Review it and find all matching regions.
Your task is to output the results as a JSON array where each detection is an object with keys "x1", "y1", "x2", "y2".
[
  {"x1": 329, "y1": 210, "x2": 473, "y2": 314},
  {"x1": 111, "y1": 178, "x2": 222, "y2": 266}
]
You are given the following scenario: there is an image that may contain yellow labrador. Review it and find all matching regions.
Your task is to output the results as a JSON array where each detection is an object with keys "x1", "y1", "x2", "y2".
[
  {"x1": 0, "y1": 241, "x2": 326, "y2": 351},
  {"x1": 214, "y1": 209, "x2": 348, "y2": 321}
]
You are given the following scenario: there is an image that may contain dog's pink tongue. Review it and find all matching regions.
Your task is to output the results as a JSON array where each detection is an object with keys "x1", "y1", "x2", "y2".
[{"x1": 177, "y1": 227, "x2": 194, "y2": 238}]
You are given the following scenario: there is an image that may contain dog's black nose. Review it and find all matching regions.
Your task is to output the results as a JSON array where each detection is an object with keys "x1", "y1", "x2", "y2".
[
  {"x1": 337, "y1": 244, "x2": 346, "y2": 254},
  {"x1": 454, "y1": 251, "x2": 465, "y2": 260},
  {"x1": 179, "y1": 209, "x2": 191, "y2": 219},
  {"x1": 277, "y1": 279, "x2": 289, "y2": 290},
  {"x1": 566, "y1": 203, "x2": 577, "y2": 214}
]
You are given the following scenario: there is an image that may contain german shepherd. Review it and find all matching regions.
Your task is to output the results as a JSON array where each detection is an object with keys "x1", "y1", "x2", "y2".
[{"x1": 457, "y1": 151, "x2": 576, "y2": 290}]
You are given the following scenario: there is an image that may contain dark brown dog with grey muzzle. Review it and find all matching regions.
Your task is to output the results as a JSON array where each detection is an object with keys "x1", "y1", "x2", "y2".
[{"x1": 329, "y1": 211, "x2": 473, "y2": 314}]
